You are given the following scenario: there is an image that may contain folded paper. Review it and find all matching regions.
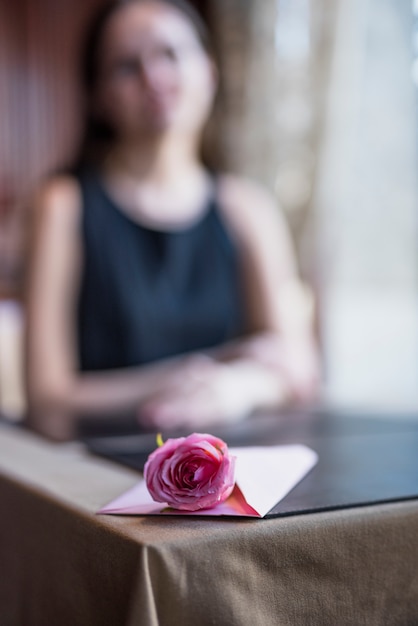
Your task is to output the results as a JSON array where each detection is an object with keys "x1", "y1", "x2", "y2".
[{"x1": 98, "y1": 444, "x2": 318, "y2": 518}]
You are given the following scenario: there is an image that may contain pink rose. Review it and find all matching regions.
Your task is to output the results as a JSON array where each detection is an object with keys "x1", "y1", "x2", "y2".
[{"x1": 144, "y1": 433, "x2": 236, "y2": 511}]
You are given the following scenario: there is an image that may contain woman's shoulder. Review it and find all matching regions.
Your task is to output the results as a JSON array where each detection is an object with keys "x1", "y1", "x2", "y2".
[
  {"x1": 29, "y1": 174, "x2": 85, "y2": 257},
  {"x1": 217, "y1": 173, "x2": 275, "y2": 209},
  {"x1": 35, "y1": 172, "x2": 82, "y2": 205},
  {"x1": 33, "y1": 173, "x2": 83, "y2": 225},
  {"x1": 215, "y1": 173, "x2": 287, "y2": 244}
]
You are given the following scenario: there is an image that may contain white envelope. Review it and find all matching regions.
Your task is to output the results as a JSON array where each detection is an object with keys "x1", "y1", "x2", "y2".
[{"x1": 98, "y1": 444, "x2": 318, "y2": 518}]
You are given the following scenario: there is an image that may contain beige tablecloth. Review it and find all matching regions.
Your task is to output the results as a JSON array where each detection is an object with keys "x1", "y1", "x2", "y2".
[{"x1": 1, "y1": 422, "x2": 417, "y2": 626}]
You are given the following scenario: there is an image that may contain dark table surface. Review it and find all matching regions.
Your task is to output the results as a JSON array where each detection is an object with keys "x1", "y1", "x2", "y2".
[{"x1": 82, "y1": 408, "x2": 418, "y2": 518}]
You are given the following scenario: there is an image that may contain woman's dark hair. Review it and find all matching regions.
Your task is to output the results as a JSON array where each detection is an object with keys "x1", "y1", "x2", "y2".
[{"x1": 75, "y1": 0, "x2": 215, "y2": 167}]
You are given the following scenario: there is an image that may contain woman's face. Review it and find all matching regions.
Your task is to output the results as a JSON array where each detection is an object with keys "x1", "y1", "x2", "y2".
[{"x1": 94, "y1": 1, "x2": 217, "y2": 142}]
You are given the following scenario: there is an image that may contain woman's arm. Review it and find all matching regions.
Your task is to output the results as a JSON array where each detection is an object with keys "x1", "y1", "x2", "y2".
[
  {"x1": 217, "y1": 175, "x2": 320, "y2": 398},
  {"x1": 24, "y1": 177, "x2": 212, "y2": 439}
]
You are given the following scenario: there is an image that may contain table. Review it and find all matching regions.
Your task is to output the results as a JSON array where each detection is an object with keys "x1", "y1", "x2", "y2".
[{"x1": 1, "y1": 419, "x2": 418, "y2": 626}]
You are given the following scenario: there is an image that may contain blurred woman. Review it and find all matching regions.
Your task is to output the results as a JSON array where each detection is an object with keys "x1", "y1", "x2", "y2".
[{"x1": 25, "y1": 0, "x2": 319, "y2": 440}]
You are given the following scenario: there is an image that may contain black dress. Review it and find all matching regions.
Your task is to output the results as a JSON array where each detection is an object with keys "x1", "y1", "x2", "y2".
[{"x1": 76, "y1": 169, "x2": 245, "y2": 371}]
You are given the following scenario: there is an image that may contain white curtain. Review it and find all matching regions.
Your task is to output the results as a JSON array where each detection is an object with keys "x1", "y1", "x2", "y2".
[{"x1": 313, "y1": 0, "x2": 418, "y2": 410}]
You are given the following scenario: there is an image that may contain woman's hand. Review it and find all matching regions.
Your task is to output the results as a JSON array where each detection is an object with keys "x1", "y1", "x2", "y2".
[
  {"x1": 216, "y1": 331, "x2": 321, "y2": 406},
  {"x1": 138, "y1": 354, "x2": 288, "y2": 430}
]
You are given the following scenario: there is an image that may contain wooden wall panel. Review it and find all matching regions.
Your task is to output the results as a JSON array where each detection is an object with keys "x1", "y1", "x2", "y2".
[
  {"x1": 0, "y1": 1, "x2": 26, "y2": 184},
  {"x1": 25, "y1": 0, "x2": 105, "y2": 186},
  {"x1": 0, "y1": 0, "x2": 105, "y2": 297},
  {"x1": 0, "y1": 0, "x2": 27, "y2": 297}
]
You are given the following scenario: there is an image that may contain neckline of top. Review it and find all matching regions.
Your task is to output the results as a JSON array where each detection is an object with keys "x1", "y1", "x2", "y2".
[{"x1": 91, "y1": 168, "x2": 218, "y2": 235}]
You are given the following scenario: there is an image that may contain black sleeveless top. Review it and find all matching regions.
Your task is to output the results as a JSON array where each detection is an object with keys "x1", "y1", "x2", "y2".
[{"x1": 76, "y1": 169, "x2": 245, "y2": 371}]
